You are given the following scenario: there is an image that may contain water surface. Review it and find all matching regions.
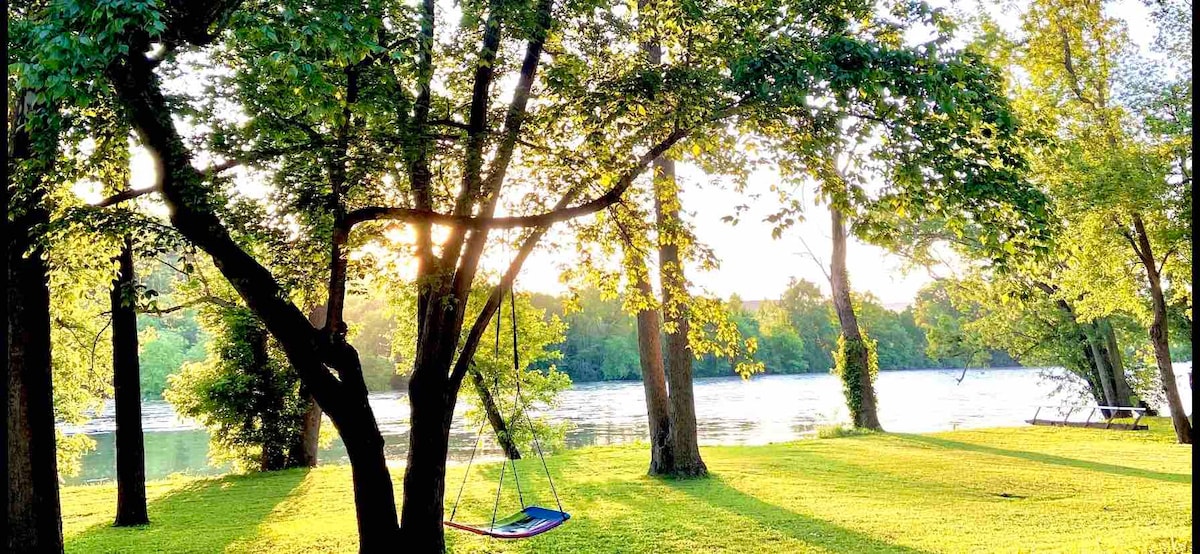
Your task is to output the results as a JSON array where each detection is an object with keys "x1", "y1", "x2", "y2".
[{"x1": 63, "y1": 365, "x2": 1192, "y2": 485}]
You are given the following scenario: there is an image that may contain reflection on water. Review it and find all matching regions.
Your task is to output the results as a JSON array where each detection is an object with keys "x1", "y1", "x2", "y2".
[{"x1": 63, "y1": 365, "x2": 1192, "y2": 485}]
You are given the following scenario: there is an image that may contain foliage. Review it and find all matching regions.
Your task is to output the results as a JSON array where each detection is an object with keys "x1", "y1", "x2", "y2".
[
  {"x1": 534, "y1": 289, "x2": 642, "y2": 382},
  {"x1": 137, "y1": 317, "x2": 208, "y2": 398},
  {"x1": 344, "y1": 295, "x2": 402, "y2": 391},
  {"x1": 60, "y1": 422, "x2": 1192, "y2": 553},
  {"x1": 816, "y1": 424, "x2": 876, "y2": 439},
  {"x1": 165, "y1": 306, "x2": 308, "y2": 472},
  {"x1": 464, "y1": 289, "x2": 573, "y2": 454},
  {"x1": 832, "y1": 333, "x2": 879, "y2": 426}
]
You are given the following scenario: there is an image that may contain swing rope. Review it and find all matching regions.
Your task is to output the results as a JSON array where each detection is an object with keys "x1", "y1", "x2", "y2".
[
  {"x1": 511, "y1": 286, "x2": 563, "y2": 513},
  {"x1": 446, "y1": 278, "x2": 565, "y2": 534}
]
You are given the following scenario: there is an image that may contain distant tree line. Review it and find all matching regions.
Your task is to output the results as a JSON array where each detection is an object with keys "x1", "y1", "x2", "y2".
[{"x1": 530, "y1": 279, "x2": 1021, "y2": 383}]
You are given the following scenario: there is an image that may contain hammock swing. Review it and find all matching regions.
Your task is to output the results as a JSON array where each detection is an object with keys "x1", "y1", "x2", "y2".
[{"x1": 444, "y1": 286, "x2": 570, "y2": 539}]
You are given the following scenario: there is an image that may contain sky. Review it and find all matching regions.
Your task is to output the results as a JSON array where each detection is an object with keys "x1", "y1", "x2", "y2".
[{"x1": 102, "y1": 0, "x2": 1162, "y2": 309}]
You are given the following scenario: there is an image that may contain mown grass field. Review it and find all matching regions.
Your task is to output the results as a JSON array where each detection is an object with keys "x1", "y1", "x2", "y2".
[{"x1": 62, "y1": 419, "x2": 1192, "y2": 553}]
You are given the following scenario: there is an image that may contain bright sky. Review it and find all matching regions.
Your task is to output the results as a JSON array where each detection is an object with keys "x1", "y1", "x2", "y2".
[{"x1": 103, "y1": 0, "x2": 1161, "y2": 309}]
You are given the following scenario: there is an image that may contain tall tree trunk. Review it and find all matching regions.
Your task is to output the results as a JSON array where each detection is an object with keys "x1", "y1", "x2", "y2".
[
  {"x1": 246, "y1": 323, "x2": 289, "y2": 472},
  {"x1": 111, "y1": 238, "x2": 149, "y2": 526},
  {"x1": 1075, "y1": 339, "x2": 1107, "y2": 406},
  {"x1": 469, "y1": 367, "x2": 521, "y2": 459},
  {"x1": 7, "y1": 91, "x2": 64, "y2": 554},
  {"x1": 1132, "y1": 214, "x2": 1191, "y2": 443},
  {"x1": 633, "y1": 260, "x2": 673, "y2": 475},
  {"x1": 338, "y1": 407, "x2": 403, "y2": 551},
  {"x1": 400, "y1": 358, "x2": 451, "y2": 552},
  {"x1": 829, "y1": 206, "x2": 882, "y2": 431},
  {"x1": 653, "y1": 158, "x2": 707, "y2": 477}
]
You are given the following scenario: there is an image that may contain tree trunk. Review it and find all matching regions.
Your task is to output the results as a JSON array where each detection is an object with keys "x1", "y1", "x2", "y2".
[
  {"x1": 1084, "y1": 325, "x2": 1120, "y2": 417},
  {"x1": 112, "y1": 238, "x2": 149, "y2": 526},
  {"x1": 469, "y1": 366, "x2": 521, "y2": 459},
  {"x1": 1132, "y1": 215, "x2": 1191, "y2": 443},
  {"x1": 633, "y1": 261, "x2": 673, "y2": 475},
  {"x1": 400, "y1": 361, "x2": 451, "y2": 552},
  {"x1": 294, "y1": 306, "x2": 329, "y2": 468},
  {"x1": 294, "y1": 389, "x2": 322, "y2": 468},
  {"x1": 337, "y1": 409, "x2": 403, "y2": 552},
  {"x1": 7, "y1": 91, "x2": 64, "y2": 554},
  {"x1": 829, "y1": 206, "x2": 882, "y2": 430},
  {"x1": 107, "y1": 41, "x2": 403, "y2": 551},
  {"x1": 653, "y1": 157, "x2": 707, "y2": 477},
  {"x1": 1100, "y1": 320, "x2": 1136, "y2": 408}
]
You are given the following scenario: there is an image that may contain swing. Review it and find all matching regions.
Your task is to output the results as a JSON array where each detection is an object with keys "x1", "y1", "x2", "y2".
[{"x1": 444, "y1": 286, "x2": 570, "y2": 539}]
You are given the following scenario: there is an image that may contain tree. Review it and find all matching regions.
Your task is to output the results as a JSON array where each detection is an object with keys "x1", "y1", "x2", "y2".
[
  {"x1": 779, "y1": 278, "x2": 838, "y2": 372},
  {"x1": 828, "y1": 197, "x2": 883, "y2": 429},
  {"x1": 110, "y1": 237, "x2": 148, "y2": 526},
  {"x1": 92, "y1": 0, "x2": 804, "y2": 547},
  {"x1": 166, "y1": 304, "x2": 313, "y2": 471},
  {"x1": 7, "y1": 86, "x2": 65, "y2": 554},
  {"x1": 1012, "y1": 0, "x2": 1191, "y2": 441}
]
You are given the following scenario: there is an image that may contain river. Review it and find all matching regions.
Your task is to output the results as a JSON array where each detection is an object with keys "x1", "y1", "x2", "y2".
[{"x1": 61, "y1": 365, "x2": 1192, "y2": 485}]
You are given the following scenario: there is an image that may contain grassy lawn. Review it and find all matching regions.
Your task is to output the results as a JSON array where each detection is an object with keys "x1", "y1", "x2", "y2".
[{"x1": 62, "y1": 419, "x2": 1192, "y2": 553}]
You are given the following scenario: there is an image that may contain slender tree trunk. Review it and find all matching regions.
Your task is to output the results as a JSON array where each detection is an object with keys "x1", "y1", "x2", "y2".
[
  {"x1": 633, "y1": 261, "x2": 673, "y2": 475},
  {"x1": 469, "y1": 367, "x2": 520, "y2": 459},
  {"x1": 1076, "y1": 342, "x2": 1107, "y2": 406},
  {"x1": 7, "y1": 91, "x2": 64, "y2": 554},
  {"x1": 1131, "y1": 215, "x2": 1191, "y2": 443},
  {"x1": 111, "y1": 238, "x2": 149, "y2": 525},
  {"x1": 294, "y1": 389, "x2": 322, "y2": 468},
  {"x1": 296, "y1": 306, "x2": 330, "y2": 468},
  {"x1": 653, "y1": 157, "x2": 707, "y2": 477},
  {"x1": 1100, "y1": 320, "x2": 1135, "y2": 408},
  {"x1": 245, "y1": 323, "x2": 290, "y2": 472},
  {"x1": 829, "y1": 206, "x2": 882, "y2": 430},
  {"x1": 1084, "y1": 325, "x2": 1120, "y2": 417}
]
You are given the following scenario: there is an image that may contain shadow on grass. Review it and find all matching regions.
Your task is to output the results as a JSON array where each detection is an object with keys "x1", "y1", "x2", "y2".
[
  {"x1": 667, "y1": 475, "x2": 932, "y2": 554},
  {"x1": 896, "y1": 434, "x2": 1191, "y2": 484},
  {"x1": 67, "y1": 468, "x2": 308, "y2": 553}
]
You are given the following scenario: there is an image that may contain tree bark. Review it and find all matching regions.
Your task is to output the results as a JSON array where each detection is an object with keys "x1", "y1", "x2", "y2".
[
  {"x1": 338, "y1": 407, "x2": 403, "y2": 552},
  {"x1": 400, "y1": 359, "x2": 452, "y2": 552},
  {"x1": 295, "y1": 306, "x2": 329, "y2": 468},
  {"x1": 7, "y1": 90, "x2": 64, "y2": 554},
  {"x1": 1100, "y1": 320, "x2": 1136, "y2": 409},
  {"x1": 654, "y1": 157, "x2": 707, "y2": 477},
  {"x1": 469, "y1": 366, "x2": 521, "y2": 459},
  {"x1": 112, "y1": 238, "x2": 149, "y2": 526},
  {"x1": 829, "y1": 206, "x2": 882, "y2": 430},
  {"x1": 633, "y1": 261, "x2": 673, "y2": 475},
  {"x1": 1131, "y1": 214, "x2": 1191, "y2": 443},
  {"x1": 294, "y1": 389, "x2": 322, "y2": 468},
  {"x1": 1084, "y1": 325, "x2": 1120, "y2": 417}
]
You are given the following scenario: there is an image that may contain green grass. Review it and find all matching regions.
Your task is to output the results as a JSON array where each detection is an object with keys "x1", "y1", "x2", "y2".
[{"x1": 62, "y1": 418, "x2": 1192, "y2": 553}]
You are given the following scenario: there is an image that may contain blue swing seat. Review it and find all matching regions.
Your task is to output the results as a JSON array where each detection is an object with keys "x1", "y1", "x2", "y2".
[{"x1": 444, "y1": 506, "x2": 570, "y2": 539}]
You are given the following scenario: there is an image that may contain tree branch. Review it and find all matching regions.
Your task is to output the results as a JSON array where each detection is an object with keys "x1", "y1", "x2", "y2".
[
  {"x1": 446, "y1": 184, "x2": 583, "y2": 395},
  {"x1": 342, "y1": 124, "x2": 696, "y2": 235},
  {"x1": 143, "y1": 294, "x2": 237, "y2": 315}
]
